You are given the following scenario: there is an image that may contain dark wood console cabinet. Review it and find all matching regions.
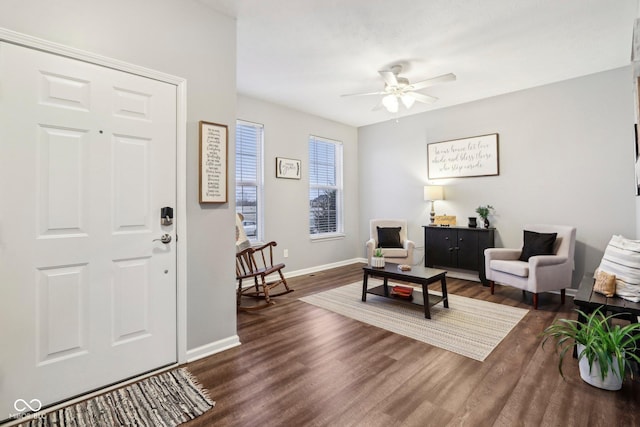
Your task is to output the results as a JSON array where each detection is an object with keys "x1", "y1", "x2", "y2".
[{"x1": 423, "y1": 226, "x2": 495, "y2": 285}]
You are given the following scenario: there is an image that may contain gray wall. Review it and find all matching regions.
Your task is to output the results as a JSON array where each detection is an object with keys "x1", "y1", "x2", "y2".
[
  {"x1": 0, "y1": 0, "x2": 238, "y2": 350},
  {"x1": 359, "y1": 67, "x2": 636, "y2": 287},
  {"x1": 237, "y1": 95, "x2": 360, "y2": 272}
]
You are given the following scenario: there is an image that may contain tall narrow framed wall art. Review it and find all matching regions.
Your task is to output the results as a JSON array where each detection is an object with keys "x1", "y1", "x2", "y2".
[
  {"x1": 635, "y1": 123, "x2": 639, "y2": 196},
  {"x1": 199, "y1": 121, "x2": 228, "y2": 203}
]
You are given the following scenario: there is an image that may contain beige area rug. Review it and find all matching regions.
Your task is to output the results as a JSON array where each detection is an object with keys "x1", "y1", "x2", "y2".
[
  {"x1": 17, "y1": 368, "x2": 214, "y2": 427},
  {"x1": 300, "y1": 280, "x2": 529, "y2": 361}
]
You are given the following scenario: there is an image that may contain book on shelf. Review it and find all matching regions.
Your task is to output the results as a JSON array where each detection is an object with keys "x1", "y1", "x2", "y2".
[{"x1": 390, "y1": 285, "x2": 413, "y2": 299}]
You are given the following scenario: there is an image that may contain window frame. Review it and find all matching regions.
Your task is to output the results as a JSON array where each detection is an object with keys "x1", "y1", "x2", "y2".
[
  {"x1": 235, "y1": 119, "x2": 264, "y2": 243},
  {"x1": 308, "y1": 135, "x2": 344, "y2": 240}
]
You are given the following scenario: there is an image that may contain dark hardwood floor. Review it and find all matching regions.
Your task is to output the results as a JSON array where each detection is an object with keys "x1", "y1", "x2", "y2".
[{"x1": 185, "y1": 263, "x2": 640, "y2": 426}]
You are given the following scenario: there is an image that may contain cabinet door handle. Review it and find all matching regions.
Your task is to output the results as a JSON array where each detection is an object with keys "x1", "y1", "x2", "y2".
[
  {"x1": 454, "y1": 246, "x2": 460, "y2": 251},
  {"x1": 459, "y1": 237, "x2": 464, "y2": 241},
  {"x1": 445, "y1": 237, "x2": 449, "y2": 240}
]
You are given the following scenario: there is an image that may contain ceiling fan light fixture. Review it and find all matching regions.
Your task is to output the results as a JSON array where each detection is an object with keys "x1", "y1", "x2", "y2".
[
  {"x1": 401, "y1": 94, "x2": 416, "y2": 109},
  {"x1": 341, "y1": 65, "x2": 455, "y2": 114},
  {"x1": 382, "y1": 94, "x2": 399, "y2": 113}
]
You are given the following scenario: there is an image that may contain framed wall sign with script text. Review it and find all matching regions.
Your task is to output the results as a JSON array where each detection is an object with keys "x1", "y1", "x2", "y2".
[
  {"x1": 199, "y1": 121, "x2": 228, "y2": 203},
  {"x1": 275, "y1": 157, "x2": 302, "y2": 179},
  {"x1": 427, "y1": 133, "x2": 499, "y2": 179}
]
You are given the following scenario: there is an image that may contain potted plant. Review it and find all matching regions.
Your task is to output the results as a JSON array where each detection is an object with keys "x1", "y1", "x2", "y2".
[
  {"x1": 540, "y1": 308, "x2": 640, "y2": 390},
  {"x1": 475, "y1": 204, "x2": 494, "y2": 228},
  {"x1": 371, "y1": 248, "x2": 385, "y2": 268}
]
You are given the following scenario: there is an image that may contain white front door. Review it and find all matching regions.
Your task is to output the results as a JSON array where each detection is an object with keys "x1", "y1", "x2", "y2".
[{"x1": 0, "y1": 42, "x2": 177, "y2": 419}]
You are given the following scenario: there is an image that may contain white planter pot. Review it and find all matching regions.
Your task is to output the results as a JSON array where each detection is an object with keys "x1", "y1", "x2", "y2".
[
  {"x1": 576, "y1": 344, "x2": 623, "y2": 391},
  {"x1": 371, "y1": 256, "x2": 385, "y2": 268}
]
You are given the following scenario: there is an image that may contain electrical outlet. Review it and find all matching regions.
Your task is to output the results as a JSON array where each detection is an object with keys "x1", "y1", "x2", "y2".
[{"x1": 284, "y1": 249, "x2": 289, "y2": 258}]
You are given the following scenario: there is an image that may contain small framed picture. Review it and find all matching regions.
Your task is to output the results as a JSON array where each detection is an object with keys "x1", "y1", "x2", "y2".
[{"x1": 276, "y1": 157, "x2": 301, "y2": 179}]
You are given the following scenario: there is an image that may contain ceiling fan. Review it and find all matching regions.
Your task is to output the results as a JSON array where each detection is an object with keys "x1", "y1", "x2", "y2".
[{"x1": 341, "y1": 65, "x2": 456, "y2": 113}]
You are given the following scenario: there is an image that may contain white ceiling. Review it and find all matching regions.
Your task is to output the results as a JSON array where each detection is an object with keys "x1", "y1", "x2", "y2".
[{"x1": 200, "y1": 0, "x2": 638, "y2": 128}]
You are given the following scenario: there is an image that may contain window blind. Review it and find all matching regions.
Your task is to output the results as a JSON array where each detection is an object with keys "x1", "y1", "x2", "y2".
[
  {"x1": 236, "y1": 121, "x2": 263, "y2": 239},
  {"x1": 309, "y1": 136, "x2": 343, "y2": 236}
]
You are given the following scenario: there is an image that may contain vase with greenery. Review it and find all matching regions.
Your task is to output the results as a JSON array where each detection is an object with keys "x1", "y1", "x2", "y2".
[
  {"x1": 371, "y1": 247, "x2": 385, "y2": 268},
  {"x1": 475, "y1": 204, "x2": 494, "y2": 228},
  {"x1": 540, "y1": 308, "x2": 640, "y2": 390}
]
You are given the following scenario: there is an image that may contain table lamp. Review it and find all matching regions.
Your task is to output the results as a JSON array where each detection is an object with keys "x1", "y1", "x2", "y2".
[{"x1": 424, "y1": 185, "x2": 444, "y2": 225}]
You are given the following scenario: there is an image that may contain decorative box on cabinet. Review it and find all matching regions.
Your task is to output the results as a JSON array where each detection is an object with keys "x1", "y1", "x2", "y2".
[{"x1": 423, "y1": 226, "x2": 495, "y2": 285}]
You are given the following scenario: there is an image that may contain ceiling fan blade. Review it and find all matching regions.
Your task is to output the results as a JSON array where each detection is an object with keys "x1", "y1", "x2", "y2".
[
  {"x1": 408, "y1": 92, "x2": 438, "y2": 104},
  {"x1": 409, "y1": 73, "x2": 456, "y2": 91},
  {"x1": 378, "y1": 70, "x2": 398, "y2": 87},
  {"x1": 341, "y1": 90, "x2": 386, "y2": 97}
]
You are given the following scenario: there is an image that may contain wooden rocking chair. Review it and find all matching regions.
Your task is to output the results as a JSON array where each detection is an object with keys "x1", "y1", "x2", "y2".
[{"x1": 235, "y1": 241, "x2": 293, "y2": 311}]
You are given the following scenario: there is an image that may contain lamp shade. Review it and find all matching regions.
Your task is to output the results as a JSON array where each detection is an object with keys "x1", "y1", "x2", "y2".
[{"x1": 424, "y1": 185, "x2": 444, "y2": 201}]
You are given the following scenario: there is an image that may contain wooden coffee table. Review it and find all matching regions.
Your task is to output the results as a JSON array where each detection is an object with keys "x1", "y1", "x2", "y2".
[{"x1": 361, "y1": 263, "x2": 448, "y2": 319}]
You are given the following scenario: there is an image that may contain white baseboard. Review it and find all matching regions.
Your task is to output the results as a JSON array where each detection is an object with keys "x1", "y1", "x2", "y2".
[
  {"x1": 284, "y1": 258, "x2": 364, "y2": 278},
  {"x1": 442, "y1": 269, "x2": 481, "y2": 282},
  {"x1": 186, "y1": 335, "x2": 241, "y2": 363}
]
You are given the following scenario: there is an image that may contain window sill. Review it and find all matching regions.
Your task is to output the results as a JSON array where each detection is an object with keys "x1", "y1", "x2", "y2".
[{"x1": 310, "y1": 233, "x2": 345, "y2": 242}]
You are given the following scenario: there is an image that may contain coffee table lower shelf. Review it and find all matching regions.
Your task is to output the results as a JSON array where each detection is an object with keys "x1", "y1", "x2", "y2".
[{"x1": 366, "y1": 285, "x2": 445, "y2": 309}]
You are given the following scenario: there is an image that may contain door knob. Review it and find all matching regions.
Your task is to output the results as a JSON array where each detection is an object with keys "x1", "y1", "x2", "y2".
[{"x1": 153, "y1": 233, "x2": 172, "y2": 244}]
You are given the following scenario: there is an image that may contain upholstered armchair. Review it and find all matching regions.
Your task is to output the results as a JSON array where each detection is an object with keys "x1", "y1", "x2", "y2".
[
  {"x1": 484, "y1": 224, "x2": 576, "y2": 309},
  {"x1": 366, "y1": 219, "x2": 415, "y2": 265}
]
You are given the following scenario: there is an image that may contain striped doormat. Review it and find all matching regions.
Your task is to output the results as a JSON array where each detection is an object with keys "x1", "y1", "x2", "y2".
[{"x1": 17, "y1": 368, "x2": 214, "y2": 427}]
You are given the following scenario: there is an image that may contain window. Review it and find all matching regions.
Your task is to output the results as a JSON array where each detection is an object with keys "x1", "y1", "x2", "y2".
[
  {"x1": 236, "y1": 120, "x2": 263, "y2": 241},
  {"x1": 309, "y1": 135, "x2": 343, "y2": 237}
]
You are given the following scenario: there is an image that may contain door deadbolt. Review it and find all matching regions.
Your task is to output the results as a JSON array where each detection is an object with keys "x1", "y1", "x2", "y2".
[
  {"x1": 153, "y1": 233, "x2": 172, "y2": 244},
  {"x1": 161, "y1": 207, "x2": 173, "y2": 226}
]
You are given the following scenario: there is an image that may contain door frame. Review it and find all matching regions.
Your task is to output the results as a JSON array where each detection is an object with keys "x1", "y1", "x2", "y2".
[{"x1": 0, "y1": 27, "x2": 188, "y2": 364}]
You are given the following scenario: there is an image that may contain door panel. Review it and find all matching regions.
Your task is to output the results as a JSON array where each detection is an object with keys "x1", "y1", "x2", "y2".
[
  {"x1": 36, "y1": 264, "x2": 89, "y2": 364},
  {"x1": 0, "y1": 41, "x2": 177, "y2": 419},
  {"x1": 40, "y1": 71, "x2": 91, "y2": 111},
  {"x1": 112, "y1": 257, "x2": 152, "y2": 344},
  {"x1": 38, "y1": 126, "x2": 89, "y2": 236},
  {"x1": 113, "y1": 135, "x2": 151, "y2": 231}
]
